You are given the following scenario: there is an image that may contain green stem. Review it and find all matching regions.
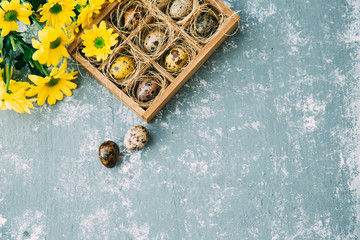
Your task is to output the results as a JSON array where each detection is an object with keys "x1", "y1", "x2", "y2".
[
  {"x1": 30, "y1": 15, "x2": 43, "y2": 30},
  {"x1": 2, "y1": 62, "x2": 6, "y2": 83},
  {"x1": 38, "y1": 62, "x2": 49, "y2": 76},
  {"x1": 9, "y1": 35, "x2": 17, "y2": 52},
  {"x1": 5, "y1": 48, "x2": 13, "y2": 93}
]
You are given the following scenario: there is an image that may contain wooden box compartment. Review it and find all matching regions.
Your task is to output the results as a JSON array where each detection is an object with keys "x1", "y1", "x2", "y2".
[{"x1": 68, "y1": 0, "x2": 240, "y2": 123}]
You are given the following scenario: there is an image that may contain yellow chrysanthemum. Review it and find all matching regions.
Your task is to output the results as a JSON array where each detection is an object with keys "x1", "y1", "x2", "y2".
[
  {"x1": 76, "y1": 0, "x2": 104, "y2": 29},
  {"x1": 108, "y1": 0, "x2": 121, "y2": 3},
  {"x1": 81, "y1": 21, "x2": 118, "y2": 61},
  {"x1": 0, "y1": 80, "x2": 35, "y2": 114},
  {"x1": 24, "y1": 2, "x2": 42, "y2": 21},
  {"x1": 76, "y1": 0, "x2": 87, "y2": 6},
  {"x1": 66, "y1": 21, "x2": 80, "y2": 37},
  {"x1": 39, "y1": 0, "x2": 76, "y2": 27},
  {"x1": 32, "y1": 25, "x2": 73, "y2": 67},
  {"x1": 27, "y1": 59, "x2": 78, "y2": 105},
  {"x1": 0, "y1": 0, "x2": 32, "y2": 37}
]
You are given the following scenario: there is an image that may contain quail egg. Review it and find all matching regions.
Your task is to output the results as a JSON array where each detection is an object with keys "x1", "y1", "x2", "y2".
[
  {"x1": 98, "y1": 141, "x2": 120, "y2": 168},
  {"x1": 195, "y1": 12, "x2": 218, "y2": 37},
  {"x1": 144, "y1": 30, "x2": 165, "y2": 52},
  {"x1": 124, "y1": 125, "x2": 149, "y2": 150},
  {"x1": 169, "y1": 0, "x2": 192, "y2": 19},
  {"x1": 123, "y1": 7, "x2": 143, "y2": 30},
  {"x1": 136, "y1": 78, "x2": 161, "y2": 102},
  {"x1": 164, "y1": 47, "x2": 188, "y2": 72},
  {"x1": 110, "y1": 56, "x2": 135, "y2": 79}
]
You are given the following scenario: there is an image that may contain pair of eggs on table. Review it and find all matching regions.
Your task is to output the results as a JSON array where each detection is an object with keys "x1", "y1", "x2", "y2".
[{"x1": 99, "y1": 126, "x2": 149, "y2": 168}]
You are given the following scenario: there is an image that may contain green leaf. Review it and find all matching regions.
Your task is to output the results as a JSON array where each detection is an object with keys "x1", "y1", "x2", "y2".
[
  {"x1": 23, "y1": 48, "x2": 33, "y2": 62},
  {"x1": 15, "y1": 54, "x2": 26, "y2": 70},
  {"x1": 4, "y1": 36, "x2": 11, "y2": 53}
]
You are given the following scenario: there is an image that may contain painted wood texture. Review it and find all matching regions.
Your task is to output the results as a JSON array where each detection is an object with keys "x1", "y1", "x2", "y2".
[{"x1": 1, "y1": 0, "x2": 360, "y2": 239}]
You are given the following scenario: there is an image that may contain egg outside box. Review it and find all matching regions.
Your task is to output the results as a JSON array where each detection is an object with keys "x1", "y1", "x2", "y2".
[{"x1": 67, "y1": 0, "x2": 240, "y2": 123}]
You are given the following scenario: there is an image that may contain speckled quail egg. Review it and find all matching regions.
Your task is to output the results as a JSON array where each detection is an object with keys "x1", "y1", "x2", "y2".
[
  {"x1": 123, "y1": 7, "x2": 143, "y2": 30},
  {"x1": 144, "y1": 30, "x2": 165, "y2": 52},
  {"x1": 124, "y1": 125, "x2": 149, "y2": 150},
  {"x1": 98, "y1": 141, "x2": 120, "y2": 168},
  {"x1": 110, "y1": 56, "x2": 135, "y2": 79},
  {"x1": 136, "y1": 78, "x2": 161, "y2": 102},
  {"x1": 195, "y1": 12, "x2": 218, "y2": 37},
  {"x1": 169, "y1": 0, "x2": 192, "y2": 19},
  {"x1": 164, "y1": 47, "x2": 188, "y2": 72}
]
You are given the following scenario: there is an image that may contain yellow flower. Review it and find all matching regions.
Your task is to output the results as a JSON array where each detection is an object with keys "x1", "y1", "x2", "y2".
[
  {"x1": 23, "y1": 2, "x2": 32, "y2": 10},
  {"x1": 0, "y1": 80, "x2": 35, "y2": 114},
  {"x1": 108, "y1": 0, "x2": 121, "y2": 3},
  {"x1": 66, "y1": 21, "x2": 79, "y2": 37},
  {"x1": 76, "y1": 0, "x2": 104, "y2": 29},
  {"x1": 81, "y1": 20, "x2": 118, "y2": 61},
  {"x1": 28, "y1": 59, "x2": 78, "y2": 105},
  {"x1": 76, "y1": 0, "x2": 87, "y2": 6},
  {"x1": 0, "y1": 0, "x2": 32, "y2": 37},
  {"x1": 24, "y1": 2, "x2": 42, "y2": 22},
  {"x1": 32, "y1": 25, "x2": 73, "y2": 67},
  {"x1": 39, "y1": 0, "x2": 76, "y2": 27}
]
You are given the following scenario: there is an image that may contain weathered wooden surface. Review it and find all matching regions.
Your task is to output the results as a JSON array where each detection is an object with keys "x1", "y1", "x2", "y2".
[{"x1": 1, "y1": 0, "x2": 360, "y2": 239}]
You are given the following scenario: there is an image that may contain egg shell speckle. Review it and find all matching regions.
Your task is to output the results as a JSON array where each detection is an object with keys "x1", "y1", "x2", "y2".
[
  {"x1": 124, "y1": 126, "x2": 149, "y2": 151},
  {"x1": 164, "y1": 47, "x2": 188, "y2": 72},
  {"x1": 144, "y1": 30, "x2": 165, "y2": 52},
  {"x1": 98, "y1": 141, "x2": 120, "y2": 168},
  {"x1": 195, "y1": 13, "x2": 218, "y2": 37},
  {"x1": 110, "y1": 56, "x2": 135, "y2": 79},
  {"x1": 169, "y1": 0, "x2": 192, "y2": 19},
  {"x1": 136, "y1": 78, "x2": 161, "y2": 102},
  {"x1": 123, "y1": 7, "x2": 143, "y2": 30}
]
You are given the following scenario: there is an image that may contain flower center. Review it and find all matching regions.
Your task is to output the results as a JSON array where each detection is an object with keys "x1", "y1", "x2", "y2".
[
  {"x1": 47, "y1": 78, "x2": 59, "y2": 87},
  {"x1": 50, "y1": 37, "x2": 62, "y2": 49},
  {"x1": 94, "y1": 37, "x2": 105, "y2": 49},
  {"x1": 4, "y1": 10, "x2": 18, "y2": 21},
  {"x1": 49, "y1": 3, "x2": 63, "y2": 14}
]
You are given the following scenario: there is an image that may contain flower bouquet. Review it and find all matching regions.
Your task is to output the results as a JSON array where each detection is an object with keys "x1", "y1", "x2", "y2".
[{"x1": 0, "y1": 0, "x2": 118, "y2": 113}]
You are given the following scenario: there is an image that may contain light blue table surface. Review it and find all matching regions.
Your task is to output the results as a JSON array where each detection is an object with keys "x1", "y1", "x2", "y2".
[{"x1": 1, "y1": 0, "x2": 360, "y2": 239}]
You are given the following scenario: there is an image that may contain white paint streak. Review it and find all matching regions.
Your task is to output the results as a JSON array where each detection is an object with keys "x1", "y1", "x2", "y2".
[
  {"x1": 119, "y1": 223, "x2": 150, "y2": 240},
  {"x1": 246, "y1": 1, "x2": 277, "y2": 23},
  {"x1": 0, "y1": 214, "x2": 7, "y2": 226},
  {"x1": 52, "y1": 100, "x2": 95, "y2": 126},
  {"x1": 80, "y1": 209, "x2": 110, "y2": 239},
  {"x1": 296, "y1": 95, "x2": 326, "y2": 132},
  {"x1": 13, "y1": 210, "x2": 46, "y2": 240}
]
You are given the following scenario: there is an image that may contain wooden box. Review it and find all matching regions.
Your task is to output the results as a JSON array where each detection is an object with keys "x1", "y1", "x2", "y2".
[{"x1": 67, "y1": 0, "x2": 240, "y2": 122}]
